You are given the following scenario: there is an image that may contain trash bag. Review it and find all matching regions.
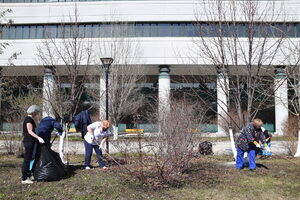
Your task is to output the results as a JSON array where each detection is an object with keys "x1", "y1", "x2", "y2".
[
  {"x1": 34, "y1": 145, "x2": 65, "y2": 181},
  {"x1": 199, "y1": 141, "x2": 213, "y2": 155}
]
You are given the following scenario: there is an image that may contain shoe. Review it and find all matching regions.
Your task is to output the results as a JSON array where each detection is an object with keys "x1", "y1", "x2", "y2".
[
  {"x1": 85, "y1": 166, "x2": 91, "y2": 170},
  {"x1": 21, "y1": 178, "x2": 34, "y2": 184},
  {"x1": 101, "y1": 166, "x2": 107, "y2": 169},
  {"x1": 249, "y1": 169, "x2": 256, "y2": 172},
  {"x1": 29, "y1": 175, "x2": 35, "y2": 181},
  {"x1": 236, "y1": 168, "x2": 242, "y2": 170}
]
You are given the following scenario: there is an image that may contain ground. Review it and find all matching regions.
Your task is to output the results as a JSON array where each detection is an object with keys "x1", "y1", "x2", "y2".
[{"x1": 0, "y1": 154, "x2": 299, "y2": 200}]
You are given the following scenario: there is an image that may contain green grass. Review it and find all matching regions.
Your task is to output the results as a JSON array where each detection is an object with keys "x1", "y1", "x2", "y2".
[{"x1": 0, "y1": 154, "x2": 299, "y2": 200}]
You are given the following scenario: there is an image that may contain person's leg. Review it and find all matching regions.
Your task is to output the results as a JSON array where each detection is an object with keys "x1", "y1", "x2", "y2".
[
  {"x1": 21, "y1": 141, "x2": 34, "y2": 180},
  {"x1": 248, "y1": 148, "x2": 256, "y2": 170},
  {"x1": 236, "y1": 147, "x2": 245, "y2": 169},
  {"x1": 31, "y1": 142, "x2": 40, "y2": 174},
  {"x1": 84, "y1": 141, "x2": 93, "y2": 167},
  {"x1": 93, "y1": 145, "x2": 106, "y2": 168}
]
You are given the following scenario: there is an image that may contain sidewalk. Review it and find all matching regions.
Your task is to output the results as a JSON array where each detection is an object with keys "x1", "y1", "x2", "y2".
[{"x1": 0, "y1": 139, "x2": 288, "y2": 155}]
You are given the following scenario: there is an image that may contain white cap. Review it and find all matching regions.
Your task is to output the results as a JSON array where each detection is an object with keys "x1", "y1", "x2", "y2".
[{"x1": 26, "y1": 105, "x2": 40, "y2": 114}]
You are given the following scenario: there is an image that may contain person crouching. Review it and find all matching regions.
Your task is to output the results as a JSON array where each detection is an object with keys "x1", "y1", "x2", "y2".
[
  {"x1": 84, "y1": 120, "x2": 110, "y2": 169},
  {"x1": 236, "y1": 118, "x2": 271, "y2": 171}
]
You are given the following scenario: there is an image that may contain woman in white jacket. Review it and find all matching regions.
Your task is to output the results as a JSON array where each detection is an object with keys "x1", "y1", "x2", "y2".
[{"x1": 84, "y1": 120, "x2": 110, "y2": 169}]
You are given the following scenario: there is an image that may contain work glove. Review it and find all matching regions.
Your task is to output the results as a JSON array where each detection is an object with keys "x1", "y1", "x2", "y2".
[
  {"x1": 37, "y1": 137, "x2": 45, "y2": 144},
  {"x1": 255, "y1": 143, "x2": 260, "y2": 148},
  {"x1": 57, "y1": 132, "x2": 63, "y2": 136},
  {"x1": 99, "y1": 143, "x2": 104, "y2": 150},
  {"x1": 265, "y1": 146, "x2": 271, "y2": 153}
]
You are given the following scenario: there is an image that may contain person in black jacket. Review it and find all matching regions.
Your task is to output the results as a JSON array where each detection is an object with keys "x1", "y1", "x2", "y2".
[{"x1": 21, "y1": 105, "x2": 45, "y2": 184}]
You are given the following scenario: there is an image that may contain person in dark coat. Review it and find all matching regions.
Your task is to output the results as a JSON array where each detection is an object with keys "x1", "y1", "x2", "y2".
[
  {"x1": 74, "y1": 110, "x2": 92, "y2": 139},
  {"x1": 36, "y1": 116, "x2": 63, "y2": 146},
  {"x1": 236, "y1": 118, "x2": 271, "y2": 171}
]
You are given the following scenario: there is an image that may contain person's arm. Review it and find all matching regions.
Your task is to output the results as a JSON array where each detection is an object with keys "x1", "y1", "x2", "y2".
[{"x1": 27, "y1": 123, "x2": 44, "y2": 143}]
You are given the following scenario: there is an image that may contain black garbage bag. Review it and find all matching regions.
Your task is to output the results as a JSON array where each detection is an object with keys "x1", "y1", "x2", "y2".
[
  {"x1": 34, "y1": 145, "x2": 65, "y2": 181},
  {"x1": 199, "y1": 141, "x2": 213, "y2": 155}
]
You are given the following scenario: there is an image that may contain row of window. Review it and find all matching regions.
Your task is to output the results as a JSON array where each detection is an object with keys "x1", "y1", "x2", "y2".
[{"x1": 1, "y1": 22, "x2": 300, "y2": 39}]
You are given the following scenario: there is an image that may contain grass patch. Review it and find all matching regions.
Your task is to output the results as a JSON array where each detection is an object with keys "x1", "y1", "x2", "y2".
[{"x1": 0, "y1": 154, "x2": 299, "y2": 199}]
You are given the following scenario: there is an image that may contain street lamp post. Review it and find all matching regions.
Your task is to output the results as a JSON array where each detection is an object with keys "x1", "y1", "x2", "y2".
[{"x1": 101, "y1": 57, "x2": 113, "y2": 153}]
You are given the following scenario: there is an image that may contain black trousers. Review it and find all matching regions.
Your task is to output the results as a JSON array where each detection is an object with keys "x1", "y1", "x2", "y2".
[{"x1": 21, "y1": 141, "x2": 37, "y2": 180}]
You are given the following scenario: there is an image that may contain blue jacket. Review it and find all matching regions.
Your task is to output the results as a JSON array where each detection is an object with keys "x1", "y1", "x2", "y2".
[
  {"x1": 237, "y1": 122, "x2": 266, "y2": 151},
  {"x1": 74, "y1": 110, "x2": 92, "y2": 139},
  {"x1": 36, "y1": 117, "x2": 63, "y2": 145}
]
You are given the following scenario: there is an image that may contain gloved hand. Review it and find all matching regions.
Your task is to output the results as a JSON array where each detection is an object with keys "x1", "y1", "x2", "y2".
[
  {"x1": 256, "y1": 143, "x2": 260, "y2": 148},
  {"x1": 37, "y1": 137, "x2": 45, "y2": 144},
  {"x1": 265, "y1": 146, "x2": 271, "y2": 153},
  {"x1": 57, "y1": 132, "x2": 63, "y2": 136}
]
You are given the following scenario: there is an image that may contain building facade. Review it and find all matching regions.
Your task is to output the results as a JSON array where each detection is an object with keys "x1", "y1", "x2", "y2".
[{"x1": 1, "y1": 0, "x2": 300, "y2": 134}]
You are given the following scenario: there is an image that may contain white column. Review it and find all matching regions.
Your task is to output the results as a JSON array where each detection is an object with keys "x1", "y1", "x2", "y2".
[
  {"x1": 158, "y1": 66, "x2": 171, "y2": 126},
  {"x1": 99, "y1": 75, "x2": 106, "y2": 120},
  {"x1": 274, "y1": 68, "x2": 288, "y2": 135},
  {"x1": 42, "y1": 66, "x2": 55, "y2": 118},
  {"x1": 217, "y1": 71, "x2": 229, "y2": 135}
]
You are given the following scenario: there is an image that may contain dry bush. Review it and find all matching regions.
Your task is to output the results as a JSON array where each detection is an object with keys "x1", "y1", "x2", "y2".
[
  {"x1": 282, "y1": 114, "x2": 298, "y2": 156},
  {"x1": 110, "y1": 99, "x2": 206, "y2": 185}
]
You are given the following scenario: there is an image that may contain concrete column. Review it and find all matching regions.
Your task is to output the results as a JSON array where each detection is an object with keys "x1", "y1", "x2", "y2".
[
  {"x1": 99, "y1": 75, "x2": 106, "y2": 120},
  {"x1": 217, "y1": 71, "x2": 229, "y2": 135},
  {"x1": 274, "y1": 67, "x2": 288, "y2": 135},
  {"x1": 158, "y1": 65, "x2": 171, "y2": 122},
  {"x1": 42, "y1": 66, "x2": 55, "y2": 118}
]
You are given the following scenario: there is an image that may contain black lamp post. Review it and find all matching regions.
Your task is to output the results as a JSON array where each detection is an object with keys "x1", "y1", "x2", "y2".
[{"x1": 101, "y1": 57, "x2": 113, "y2": 153}]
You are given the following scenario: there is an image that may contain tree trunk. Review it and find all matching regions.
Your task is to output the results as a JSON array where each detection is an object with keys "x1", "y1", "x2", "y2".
[
  {"x1": 294, "y1": 118, "x2": 300, "y2": 157},
  {"x1": 112, "y1": 125, "x2": 118, "y2": 140},
  {"x1": 59, "y1": 131, "x2": 67, "y2": 164}
]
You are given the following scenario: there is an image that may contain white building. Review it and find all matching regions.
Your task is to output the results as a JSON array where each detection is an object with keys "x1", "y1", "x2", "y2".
[{"x1": 1, "y1": 0, "x2": 300, "y2": 134}]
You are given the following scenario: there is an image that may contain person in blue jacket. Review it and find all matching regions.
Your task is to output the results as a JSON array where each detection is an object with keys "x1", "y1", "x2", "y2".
[
  {"x1": 236, "y1": 118, "x2": 271, "y2": 171},
  {"x1": 36, "y1": 116, "x2": 63, "y2": 146}
]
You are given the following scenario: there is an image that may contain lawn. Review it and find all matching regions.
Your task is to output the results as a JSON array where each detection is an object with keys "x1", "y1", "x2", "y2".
[{"x1": 0, "y1": 154, "x2": 299, "y2": 200}]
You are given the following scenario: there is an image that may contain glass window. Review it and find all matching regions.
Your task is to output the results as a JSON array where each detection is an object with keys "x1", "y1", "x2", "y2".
[
  {"x1": 100, "y1": 23, "x2": 111, "y2": 37},
  {"x1": 296, "y1": 24, "x2": 300, "y2": 37},
  {"x1": 85, "y1": 24, "x2": 92, "y2": 38},
  {"x1": 9, "y1": 26, "x2": 16, "y2": 39},
  {"x1": 135, "y1": 23, "x2": 144, "y2": 37},
  {"x1": 92, "y1": 24, "x2": 100, "y2": 38},
  {"x1": 1, "y1": 26, "x2": 9, "y2": 39},
  {"x1": 15, "y1": 26, "x2": 23, "y2": 39},
  {"x1": 78, "y1": 24, "x2": 85, "y2": 38},
  {"x1": 44, "y1": 25, "x2": 57, "y2": 38},
  {"x1": 150, "y1": 23, "x2": 159, "y2": 37},
  {"x1": 23, "y1": 26, "x2": 30, "y2": 39},
  {"x1": 186, "y1": 23, "x2": 197, "y2": 37},
  {"x1": 36, "y1": 25, "x2": 44, "y2": 39},
  {"x1": 158, "y1": 23, "x2": 171, "y2": 37},
  {"x1": 29, "y1": 25, "x2": 36, "y2": 39}
]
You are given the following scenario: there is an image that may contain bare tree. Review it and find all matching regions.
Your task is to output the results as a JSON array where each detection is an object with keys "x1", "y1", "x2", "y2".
[
  {"x1": 37, "y1": 7, "x2": 94, "y2": 162},
  {"x1": 90, "y1": 22, "x2": 145, "y2": 140},
  {"x1": 179, "y1": 0, "x2": 297, "y2": 159},
  {"x1": 192, "y1": 0, "x2": 290, "y2": 129},
  {"x1": 283, "y1": 45, "x2": 300, "y2": 156}
]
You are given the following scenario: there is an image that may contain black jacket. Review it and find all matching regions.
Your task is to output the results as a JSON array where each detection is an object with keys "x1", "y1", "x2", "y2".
[{"x1": 74, "y1": 110, "x2": 92, "y2": 139}]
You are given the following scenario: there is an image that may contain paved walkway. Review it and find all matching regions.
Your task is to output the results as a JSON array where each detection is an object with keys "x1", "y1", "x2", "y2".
[{"x1": 0, "y1": 139, "x2": 289, "y2": 155}]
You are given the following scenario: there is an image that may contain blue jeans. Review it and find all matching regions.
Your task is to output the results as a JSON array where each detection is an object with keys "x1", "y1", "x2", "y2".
[
  {"x1": 84, "y1": 141, "x2": 106, "y2": 168},
  {"x1": 262, "y1": 142, "x2": 272, "y2": 156},
  {"x1": 236, "y1": 146, "x2": 256, "y2": 170}
]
